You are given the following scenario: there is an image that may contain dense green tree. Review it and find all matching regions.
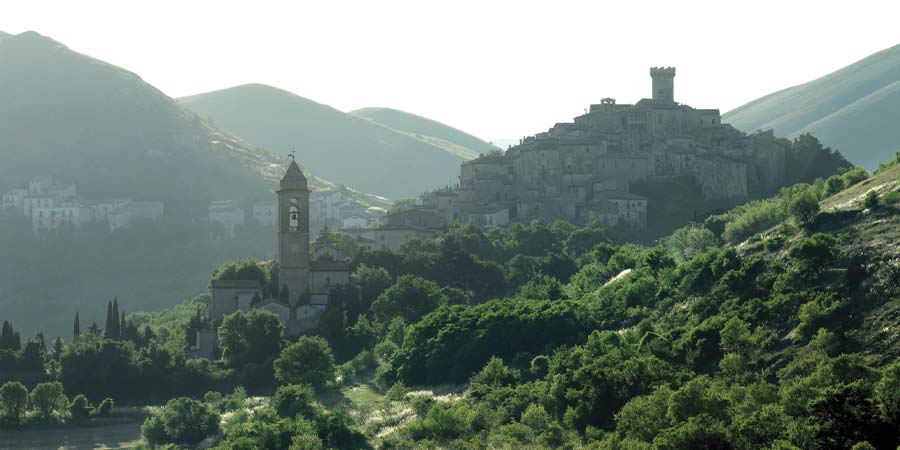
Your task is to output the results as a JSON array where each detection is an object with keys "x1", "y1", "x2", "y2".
[
  {"x1": 59, "y1": 335, "x2": 137, "y2": 400},
  {"x1": 371, "y1": 275, "x2": 446, "y2": 323},
  {"x1": 351, "y1": 264, "x2": 393, "y2": 310},
  {"x1": 73, "y1": 312, "x2": 80, "y2": 339},
  {"x1": 219, "y1": 309, "x2": 284, "y2": 367},
  {"x1": 29, "y1": 381, "x2": 66, "y2": 422},
  {"x1": 0, "y1": 381, "x2": 28, "y2": 425},
  {"x1": 788, "y1": 233, "x2": 841, "y2": 277},
  {"x1": 275, "y1": 337, "x2": 336, "y2": 388},
  {"x1": 788, "y1": 189, "x2": 820, "y2": 225},
  {"x1": 661, "y1": 226, "x2": 719, "y2": 264},
  {"x1": 141, "y1": 397, "x2": 220, "y2": 447}
]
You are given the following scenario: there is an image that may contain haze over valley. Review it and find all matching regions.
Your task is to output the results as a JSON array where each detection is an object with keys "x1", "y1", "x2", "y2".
[{"x1": 3, "y1": 3, "x2": 900, "y2": 449}]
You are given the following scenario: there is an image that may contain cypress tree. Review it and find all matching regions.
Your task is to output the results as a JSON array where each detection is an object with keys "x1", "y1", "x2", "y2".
[
  {"x1": 112, "y1": 299, "x2": 120, "y2": 339},
  {"x1": 104, "y1": 301, "x2": 113, "y2": 338},
  {"x1": 73, "y1": 312, "x2": 80, "y2": 338},
  {"x1": 51, "y1": 337, "x2": 64, "y2": 360},
  {"x1": 0, "y1": 321, "x2": 13, "y2": 349},
  {"x1": 120, "y1": 310, "x2": 126, "y2": 340}
]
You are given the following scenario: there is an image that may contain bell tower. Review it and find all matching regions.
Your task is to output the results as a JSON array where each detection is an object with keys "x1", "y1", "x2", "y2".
[{"x1": 277, "y1": 158, "x2": 310, "y2": 306}]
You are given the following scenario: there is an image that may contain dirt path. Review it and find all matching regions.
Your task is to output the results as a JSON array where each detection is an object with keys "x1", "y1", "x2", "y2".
[{"x1": 0, "y1": 422, "x2": 142, "y2": 450}]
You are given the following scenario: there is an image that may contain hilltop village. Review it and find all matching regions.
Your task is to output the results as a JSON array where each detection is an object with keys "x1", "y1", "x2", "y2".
[{"x1": 415, "y1": 67, "x2": 786, "y2": 229}]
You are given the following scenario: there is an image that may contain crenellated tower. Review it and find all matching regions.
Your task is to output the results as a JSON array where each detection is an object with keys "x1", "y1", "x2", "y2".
[
  {"x1": 650, "y1": 67, "x2": 676, "y2": 103},
  {"x1": 277, "y1": 159, "x2": 310, "y2": 306}
]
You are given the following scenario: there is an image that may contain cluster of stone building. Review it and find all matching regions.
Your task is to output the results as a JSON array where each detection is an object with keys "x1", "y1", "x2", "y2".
[
  {"x1": 414, "y1": 67, "x2": 785, "y2": 229},
  {"x1": 193, "y1": 161, "x2": 353, "y2": 357},
  {"x1": 206, "y1": 189, "x2": 374, "y2": 237},
  {"x1": 1, "y1": 176, "x2": 164, "y2": 232}
]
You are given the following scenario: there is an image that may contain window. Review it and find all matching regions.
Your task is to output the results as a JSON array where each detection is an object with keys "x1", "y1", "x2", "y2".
[{"x1": 288, "y1": 206, "x2": 300, "y2": 231}]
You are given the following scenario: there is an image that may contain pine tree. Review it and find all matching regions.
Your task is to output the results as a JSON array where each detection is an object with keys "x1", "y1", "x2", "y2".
[
  {"x1": 104, "y1": 301, "x2": 113, "y2": 338},
  {"x1": 88, "y1": 322, "x2": 100, "y2": 335},
  {"x1": 119, "y1": 310, "x2": 126, "y2": 340},
  {"x1": 73, "y1": 312, "x2": 80, "y2": 339}
]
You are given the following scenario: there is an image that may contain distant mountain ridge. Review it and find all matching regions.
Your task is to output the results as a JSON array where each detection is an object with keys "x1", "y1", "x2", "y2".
[
  {"x1": 351, "y1": 107, "x2": 495, "y2": 160},
  {"x1": 0, "y1": 31, "x2": 386, "y2": 212},
  {"x1": 179, "y1": 85, "x2": 469, "y2": 199},
  {"x1": 724, "y1": 43, "x2": 900, "y2": 169}
]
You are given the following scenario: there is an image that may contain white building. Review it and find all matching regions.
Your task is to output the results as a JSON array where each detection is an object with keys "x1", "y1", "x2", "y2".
[
  {"x1": 208, "y1": 200, "x2": 244, "y2": 236},
  {"x1": 108, "y1": 201, "x2": 164, "y2": 230},
  {"x1": 483, "y1": 208, "x2": 510, "y2": 228},
  {"x1": 28, "y1": 176, "x2": 53, "y2": 194},
  {"x1": 32, "y1": 204, "x2": 95, "y2": 232},
  {"x1": 342, "y1": 215, "x2": 368, "y2": 229},
  {"x1": 23, "y1": 195, "x2": 56, "y2": 216},
  {"x1": 2, "y1": 189, "x2": 27, "y2": 212},
  {"x1": 310, "y1": 190, "x2": 344, "y2": 222}
]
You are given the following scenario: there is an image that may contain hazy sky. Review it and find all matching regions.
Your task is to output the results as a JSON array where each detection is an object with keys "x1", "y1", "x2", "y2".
[{"x1": 2, "y1": 1, "x2": 899, "y2": 142}]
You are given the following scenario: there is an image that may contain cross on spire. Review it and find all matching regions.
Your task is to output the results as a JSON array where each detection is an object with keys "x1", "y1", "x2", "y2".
[{"x1": 289, "y1": 147, "x2": 296, "y2": 160}]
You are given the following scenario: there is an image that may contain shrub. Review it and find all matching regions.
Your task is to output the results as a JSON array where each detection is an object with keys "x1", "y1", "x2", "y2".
[
  {"x1": 789, "y1": 190, "x2": 820, "y2": 225},
  {"x1": 203, "y1": 391, "x2": 223, "y2": 407},
  {"x1": 788, "y1": 233, "x2": 841, "y2": 277},
  {"x1": 882, "y1": 191, "x2": 900, "y2": 205},
  {"x1": 823, "y1": 175, "x2": 846, "y2": 197},
  {"x1": 796, "y1": 294, "x2": 848, "y2": 341},
  {"x1": 96, "y1": 398, "x2": 114, "y2": 417},
  {"x1": 863, "y1": 191, "x2": 880, "y2": 209},
  {"x1": 272, "y1": 384, "x2": 315, "y2": 418},
  {"x1": 842, "y1": 167, "x2": 870, "y2": 186},
  {"x1": 141, "y1": 397, "x2": 220, "y2": 447},
  {"x1": 221, "y1": 386, "x2": 247, "y2": 412},
  {"x1": 68, "y1": 395, "x2": 93, "y2": 422}
]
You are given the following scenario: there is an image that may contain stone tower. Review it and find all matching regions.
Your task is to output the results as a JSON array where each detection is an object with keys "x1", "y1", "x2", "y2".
[
  {"x1": 650, "y1": 67, "x2": 676, "y2": 103},
  {"x1": 277, "y1": 159, "x2": 310, "y2": 306}
]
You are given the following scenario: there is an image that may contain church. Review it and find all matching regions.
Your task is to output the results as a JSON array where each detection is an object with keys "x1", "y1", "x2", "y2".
[{"x1": 208, "y1": 160, "x2": 351, "y2": 336}]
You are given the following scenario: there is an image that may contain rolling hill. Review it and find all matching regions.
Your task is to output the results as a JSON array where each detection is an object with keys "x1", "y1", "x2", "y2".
[
  {"x1": 0, "y1": 31, "x2": 275, "y2": 214},
  {"x1": 351, "y1": 107, "x2": 495, "y2": 160},
  {"x1": 0, "y1": 31, "x2": 386, "y2": 339},
  {"x1": 179, "y1": 85, "x2": 469, "y2": 199},
  {"x1": 724, "y1": 43, "x2": 900, "y2": 169}
]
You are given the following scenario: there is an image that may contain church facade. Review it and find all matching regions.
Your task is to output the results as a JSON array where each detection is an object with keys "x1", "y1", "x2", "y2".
[{"x1": 209, "y1": 160, "x2": 350, "y2": 336}]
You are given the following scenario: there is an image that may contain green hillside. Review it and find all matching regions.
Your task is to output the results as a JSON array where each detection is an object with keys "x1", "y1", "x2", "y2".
[
  {"x1": 179, "y1": 85, "x2": 467, "y2": 199},
  {"x1": 351, "y1": 107, "x2": 495, "y2": 160},
  {"x1": 0, "y1": 31, "x2": 386, "y2": 339},
  {"x1": 724, "y1": 43, "x2": 900, "y2": 169},
  {"x1": 0, "y1": 31, "x2": 275, "y2": 214}
]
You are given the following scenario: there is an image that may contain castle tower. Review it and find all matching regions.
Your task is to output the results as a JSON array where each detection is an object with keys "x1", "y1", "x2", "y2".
[
  {"x1": 277, "y1": 159, "x2": 310, "y2": 306},
  {"x1": 650, "y1": 67, "x2": 676, "y2": 103}
]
